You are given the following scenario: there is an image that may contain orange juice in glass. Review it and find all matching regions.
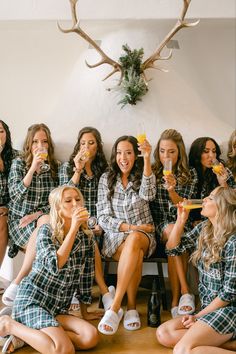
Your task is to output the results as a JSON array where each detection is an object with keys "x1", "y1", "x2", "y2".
[
  {"x1": 183, "y1": 199, "x2": 203, "y2": 210},
  {"x1": 38, "y1": 148, "x2": 50, "y2": 173},
  {"x1": 212, "y1": 159, "x2": 222, "y2": 174}
]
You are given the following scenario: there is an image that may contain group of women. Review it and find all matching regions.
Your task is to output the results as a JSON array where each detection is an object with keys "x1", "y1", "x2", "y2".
[{"x1": 0, "y1": 119, "x2": 235, "y2": 353}]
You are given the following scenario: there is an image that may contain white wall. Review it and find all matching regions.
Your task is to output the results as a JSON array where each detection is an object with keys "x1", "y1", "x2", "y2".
[{"x1": 0, "y1": 18, "x2": 235, "y2": 161}]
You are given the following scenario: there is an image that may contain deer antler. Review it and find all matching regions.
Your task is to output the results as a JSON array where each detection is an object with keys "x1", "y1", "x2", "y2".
[
  {"x1": 58, "y1": 0, "x2": 123, "y2": 83},
  {"x1": 142, "y1": 0, "x2": 199, "y2": 71}
]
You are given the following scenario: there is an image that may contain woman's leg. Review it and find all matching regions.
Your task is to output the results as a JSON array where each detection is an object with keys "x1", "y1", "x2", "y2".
[
  {"x1": 163, "y1": 224, "x2": 191, "y2": 311},
  {"x1": 0, "y1": 215, "x2": 8, "y2": 266},
  {"x1": 0, "y1": 315, "x2": 75, "y2": 354},
  {"x1": 57, "y1": 314, "x2": 99, "y2": 350},
  {"x1": 110, "y1": 231, "x2": 149, "y2": 313},
  {"x1": 173, "y1": 320, "x2": 234, "y2": 354},
  {"x1": 94, "y1": 243, "x2": 109, "y2": 296},
  {"x1": 156, "y1": 316, "x2": 188, "y2": 348},
  {"x1": 11, "y1": 215, "x2": 50, "y2": 285}
]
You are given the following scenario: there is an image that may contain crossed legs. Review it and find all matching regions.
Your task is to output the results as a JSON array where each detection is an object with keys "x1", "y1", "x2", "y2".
[{"x1": 156, "y1": 316, "x2": 235, "y2": 354}]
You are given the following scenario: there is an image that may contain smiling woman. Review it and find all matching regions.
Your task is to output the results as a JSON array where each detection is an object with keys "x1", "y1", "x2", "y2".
[{"x1": 96, "y1": 135, "x2": 156, "y2": 335}]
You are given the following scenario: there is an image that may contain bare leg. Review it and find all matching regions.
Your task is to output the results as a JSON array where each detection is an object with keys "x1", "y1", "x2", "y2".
[
  {"x1": 94, "y1": 243, "x2": 108, "y2": 296},
  {"x1": 110, "y1": 231, "x2": 149, "y2": 313},
  {"x1": 0, "y1": 313, "x2": 98, "y2": 354},
  {"x1": 173, "y1": 320, "x2": 234, "y2": 354},
  {"x1": 163, "y1": 224, "x2": 191, "y2": 310},
  {"x1": 13, "y1": 215, "x2": 50, "y2": 285},
  {"x1": 0, "y1": 215, "x2": 8, "y2": 266}
]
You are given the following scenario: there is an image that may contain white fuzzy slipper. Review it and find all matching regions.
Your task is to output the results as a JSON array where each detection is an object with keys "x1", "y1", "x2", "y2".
[
  {"x1": 178, "y1": 294, "x2": 195, "y2": 315},
  {"x1": 102, "y1": 285, "x2": 115, "y2": 311},
  {"x1": 2, "y1": 283, "x2": 18, "y2": 307},
  {"x1": 123, "y1": 309, "x2": 141, "y2": 331},
  {"x1": 98, "y1": 308, "x2": 123, "y2": 335}
]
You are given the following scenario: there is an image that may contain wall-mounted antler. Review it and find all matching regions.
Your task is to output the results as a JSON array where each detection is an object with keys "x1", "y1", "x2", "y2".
[
  {"x1": 58, "y1": 0, "x2": 199, "y2": 107},
  {"x1": 58, "y1": 0, "x2": 123, "y2": 83}
]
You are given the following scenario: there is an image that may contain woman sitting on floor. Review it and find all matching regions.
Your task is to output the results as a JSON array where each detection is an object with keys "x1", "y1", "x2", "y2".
[
  {"x1": 0, "y1": 185, "x2": 98, "y2": 353},
  {"x1": 156, "y1": 186, "x2": 236, "y2": 354}
]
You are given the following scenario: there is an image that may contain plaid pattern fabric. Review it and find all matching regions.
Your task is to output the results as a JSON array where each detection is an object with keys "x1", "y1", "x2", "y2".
[
  {"x1": 8, "y1": 157, "x2": 59, "y2": 247},
  {"x1": 12, "y1": 224, "x2": 95, "y2": 329},
  {"x1": 150, "y1": 167, "x2": 198, "y2": 238},
  {"x1": 59, "y1": 162, "x2": 99, "y2": 217},
  {"x1": 97, "y1": 172, "x2": 157, "y2": 258},
  {"x1": 167, "y1": 222, "x2": 236, "y2": 337},
  {"x1": 0, "y1": 149, "x2": 19, "y2": 206}
]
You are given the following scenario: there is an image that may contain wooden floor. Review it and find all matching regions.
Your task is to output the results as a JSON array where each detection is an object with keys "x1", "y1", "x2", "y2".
[{"x1": 0, "y1": 279, "x2": 172, "y2": 354}]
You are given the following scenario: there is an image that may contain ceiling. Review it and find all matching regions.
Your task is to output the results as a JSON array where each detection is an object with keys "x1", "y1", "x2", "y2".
[{"x1": 0, "y1": 0, "x2": 235, "y2": 21}]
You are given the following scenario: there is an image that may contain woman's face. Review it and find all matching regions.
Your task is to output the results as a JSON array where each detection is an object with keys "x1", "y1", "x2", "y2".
[
  {"x1": 116, "y1": 140, "x2": 136, "y2": 177},
  {"x1": 79, "y1": 132, "x2": 98, "y2": 160},
  {"x1": 0, "y1": 123, "x2": 7, "y2": 147},
  {"x1": 31, "y1": 130, "x2": 49, "y2": 154},
  {"x1": 201, "y1": 190, "x2": 218, "y2": 219},
  {"x1": 201, "y1": 140, "x2": 217, "y2": 170},
  {"x1": 60, "y1": 189, "x2": 83, "y2": 219},
  {"x1": 159, "y1": 139, "x2": 178, "y2": 168}
]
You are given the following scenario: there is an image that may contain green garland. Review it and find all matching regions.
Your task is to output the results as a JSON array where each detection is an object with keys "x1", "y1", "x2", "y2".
[{"x1": 117, "y1": 44, "x2": 148, "y2": 108}]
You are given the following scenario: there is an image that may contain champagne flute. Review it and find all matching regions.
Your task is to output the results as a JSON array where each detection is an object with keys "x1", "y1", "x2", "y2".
[
  {"x1": 182, "y1": 199, "x2": 203, "y2": 210},
  {"x1": 38, "y1": 147, "x2": 50, "y2": 173},
  {"x1": 136, "y1": 122, "x2": 146, "y2": 157},
  {"x1": 88, "y1": 216, "x2": 97, "y2": 230},
  {"x1": 162, "y1": 159, "x2": 172, "y2": 189}
]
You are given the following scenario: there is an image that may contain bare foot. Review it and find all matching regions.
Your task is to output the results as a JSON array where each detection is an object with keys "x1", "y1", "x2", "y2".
[{"x1": 0, "y1": 315, "x2": 11, "y2": 337}]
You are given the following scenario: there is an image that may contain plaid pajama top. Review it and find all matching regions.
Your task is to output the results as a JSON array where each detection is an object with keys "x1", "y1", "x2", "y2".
[
  {"x1": 97, "y1": 172, "x2": 157, "y2": 258},
  {"x1": 167, "y1": 222, "x2": 236, "y2": 337},
  {"x1": 59, "y1": 162, "x2": 99, "y2": 217},
  {"x1": 0, "y1": 149, "x2": 19, "y2": 206},
  {"x1": 8, "y1": 157, "x2": 59, "y2": 247},
  {"x1": 150, "y1": 167, "x2": 198, "y2": 238},
  {"x1": 12, "y1": 223, "x2": 95, "y2": 329}
]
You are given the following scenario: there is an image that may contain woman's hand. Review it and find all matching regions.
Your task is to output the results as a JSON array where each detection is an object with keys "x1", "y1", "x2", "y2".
[
  {"x1": 92, "y1": 224, "x2": 103, "y2": 237},
  {"x1": 214, "y1": 165, "x2": 229, "y2": 186},
  {"x1": 138, "y1": 139, "x2": 152, "y2": 158},
  {"x1": 73, "y1": 148, "x2": 90, "y2": 172},
  {"x1": 164, "y1": 173, "x2": 177, "y2": 191},
  {"x1": 181, "y1": 314, "x2": 197, "y2": 328},
  {"x1": 71, "y1": 207, "x2": 89, "y2": 232},
  {"x1": 133, "y1": 223, "x2": 155, "y2": 233},
  {"x1": 176, "y1": 201, "x2": 190, "y2": 225},
  {"x1": 19, "y1": 211, "x2": 42, "y2": 228},
  {"x1": 31, "y1": 148, "x2": 45, "y2": 173},
  {"x1": 0, "y1": 206, "x2": 8, "y2": 217}
]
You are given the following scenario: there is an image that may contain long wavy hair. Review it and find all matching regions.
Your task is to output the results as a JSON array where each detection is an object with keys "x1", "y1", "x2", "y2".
[
  {"x1": 22, "y1": 123, "x2": 58, "y2": 179},
  {"x1": 189, "y1": 137, "x2": 222, "y2": 197},
  {"x1": 191, "y1": 187, "x2": 236, "y2": 269},
  {"x1": 0, "y1": 120, "x2": 14, "y2": 176},
  {"x1": 68, "y1": 126, "x2": 108, "y2": 178},
  {"x1": 49, "y1": 185, "x2": 91, "y2": 244},
  {"x1": 107, "y1": 135, "x2": 143, "y2": 200},
  {"x1": 226, "y1": 130, "x2": 236, "y2": 179},
  {"x1": 152, "y1": 129, "x2": 191, "y2": 184}
]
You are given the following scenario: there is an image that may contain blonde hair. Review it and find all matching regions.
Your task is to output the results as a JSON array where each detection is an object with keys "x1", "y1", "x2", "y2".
[
  {"x1": 227, "y1": 130, "x2": 236, "y2": 179},
  {"x1": 49, "y1": 185, "x2": 90, "y2": 244},
  {"x1": 152, "y1": 129, "x2": 191, "y2": 184},
  {"x1": 22, "y1": 123, "x2": 58, "y2": 179},
  {"x1": 191, "y1": 186, "x2": 236, "y2": 269}
]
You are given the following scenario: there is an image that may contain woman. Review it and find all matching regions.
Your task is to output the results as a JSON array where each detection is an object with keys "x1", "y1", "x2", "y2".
[
  {"x1": 189, "y1": 136, "x2": 235, "y2": 225},
  {"x1": 0, "y1": 185, "x2": 98, "y2": 353},
  {"x1": 97, "y1": 135, "x2": 156, "y2": 335},
  {"x1": 59, "y1": 126, "x2": 113, "y2": 310},
  {"x1": 150, "y1": 129, "x2": 198, "y2": 318},
  {"x1": 3, "y1": 123, "x2": 59, "y2": 306},
  {"x1": 156, "y1": 186, "x2": 236, "y2": 354},
  {"x1": 0, "y1": 120, "x2": 16, "y2": 294},
  {"x1": 226, "y1": 130, "x2": 236, "y2": 181}
]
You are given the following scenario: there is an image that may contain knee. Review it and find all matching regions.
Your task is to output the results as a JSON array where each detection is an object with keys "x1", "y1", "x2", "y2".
[
  {"x1": 79, "y1": 326, "x2": 99, "y2": 350},
  {"x1": 156, "y1": 324, "x2": 173, "y2": 348},
  {"x1": 173, "y1": 343, "x2": 191, "y2": 354}
]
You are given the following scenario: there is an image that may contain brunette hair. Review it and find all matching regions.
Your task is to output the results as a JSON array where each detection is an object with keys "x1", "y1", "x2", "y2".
[
  {"x1": 0, "y1": 120, "x2": 14, "y2": 176},
  {"x1": 152, "y1": 129, "x2": 191, "y2": 184},
  {"x1": 107, "y1": 135, "x2": 143, "y2": 200}
]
